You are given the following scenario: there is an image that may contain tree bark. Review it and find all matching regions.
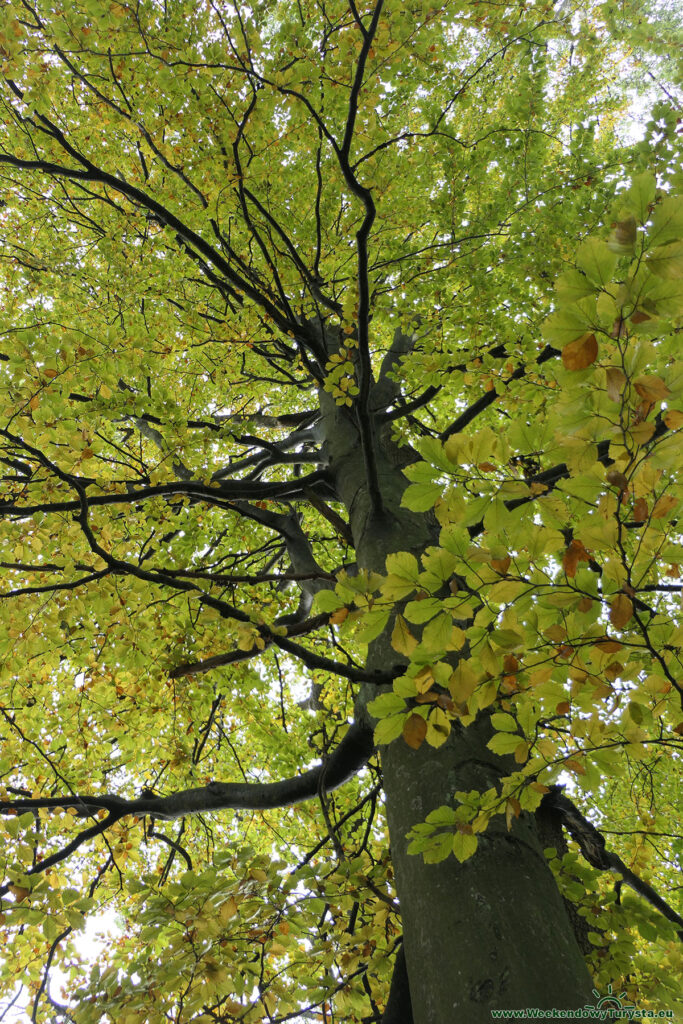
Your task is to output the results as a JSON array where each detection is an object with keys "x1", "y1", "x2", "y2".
[
  {"x1": 382, "y1": 722, "x2": 596, "y2": 1023},
  {"x1": 319, "y1": 384, "x2": 598, "y2": 1022}
]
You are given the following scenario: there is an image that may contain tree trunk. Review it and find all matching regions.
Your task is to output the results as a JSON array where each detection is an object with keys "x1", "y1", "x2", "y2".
[
  {"x1": 319, "y1": 386, "x2": 597, "y2": 1021},
  {"x1": 381, "y1": 722, "x2": 596, "y2": 1023}
]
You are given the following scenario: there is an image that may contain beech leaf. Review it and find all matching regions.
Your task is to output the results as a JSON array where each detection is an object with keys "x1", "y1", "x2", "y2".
[{"x1": 561, "y1": 332, "x2": 598, "y2": 370}]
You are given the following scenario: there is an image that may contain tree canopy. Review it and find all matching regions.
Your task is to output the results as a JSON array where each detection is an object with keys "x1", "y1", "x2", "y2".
[{"x1": 0, "y1": 0, "x2": 682, "y2": 1021}]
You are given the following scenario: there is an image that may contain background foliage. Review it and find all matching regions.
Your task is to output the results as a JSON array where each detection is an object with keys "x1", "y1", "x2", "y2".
[{"x1": 0, "y1": 0, "x2": 681, "y2": 1020}]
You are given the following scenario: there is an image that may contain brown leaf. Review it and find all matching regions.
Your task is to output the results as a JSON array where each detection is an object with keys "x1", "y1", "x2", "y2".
[
  {"x1": 415, "y1": 690, "x2": 439, "y2": 704},
  {"x1": 605, "y1": 366, "x2": 626, "y2": 402},
  {"x1": 606, "y1": 468, "x2": 629, "y2": 492},
  {"x1": 402, "y1": 713, "x2": 427, "y2": 750},
  {"x1": 561, "y1": 332, "x2": 598, "y2": 371},
  {"x1": 577, "y1": 597, "x2": 594, "y2": 612},
  {"x1": 490, "y1": 556, "x2": 511, "y2": 574},
  {"x1": 503, "y1": 654, "x2": 519, "y2": 674},
  {"x1": 562, "y1": 539, "x2": 590, "y2": 577},
  {"x1": 609, "y1": 593, "x2": 634, "y2": 629},
  {"x1": 329, "y1": 607, "x2": 349, "y2": 626},
  {"x1": 594, "y1": 638, "x2": 623, "y2": 653},
  {"x1": 632, "y1": 497, "x2": 648, "y2": 523},
  {"x1": 652, "y1": 495, "x2": 677, "y2": 520},
  {"x1": 9, "y1": 884, "x2": 30, "y2": 904},
  {"x1": 634, "y1": 375, "x2": 670, "y2": 403},
  {"x1": 608, "y1": 216, "x2": 637, "y2": 254},
  {"x1": 663, "y1": 409, "x2": 683, "y2": 429}
]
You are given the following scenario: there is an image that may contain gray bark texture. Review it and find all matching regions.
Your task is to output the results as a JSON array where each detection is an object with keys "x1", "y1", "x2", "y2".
[{"x1": 320, "y1": 383, "x2": 598, "y2": 1023}]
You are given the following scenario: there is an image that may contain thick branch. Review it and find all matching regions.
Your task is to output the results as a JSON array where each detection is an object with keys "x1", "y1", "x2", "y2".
[
  {"x1": 0, "y1": 721, "x2": 375, "y2": 823},
  {"x1": 541, "y1": 788, "x2": 683, "y2": 938}
]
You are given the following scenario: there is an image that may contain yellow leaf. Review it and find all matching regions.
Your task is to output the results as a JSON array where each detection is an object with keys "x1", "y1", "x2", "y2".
[
  {"x1": 449, "y1": 662, "x2": 479, "y2": 704},
  {"x1": 561, "y1": 332, "x2": 598, "y2": 370},
  {"x1": 414, "y1": 666, "x2": 434, "y2": 693},
  {"x1": 505, "y1": 797, "x2": 521, "y2": 830},
  {"x1": 219, "y1": 897, "x2": 238, "y2": 923},
  {"x1": 630, "y1": 421, "x2": 655, "y2": 446},
  {"x1": 514, "y1": 740, "x2": 529, "y2": 764},
  {"x1": 391, "y1": 614, "x2": 417, "y2": 656},
  {"x1": 425, "y1": 706, "x2": 451, "y2": 747}
]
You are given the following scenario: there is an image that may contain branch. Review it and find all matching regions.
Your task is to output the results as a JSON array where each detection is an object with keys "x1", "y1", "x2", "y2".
[
  {"x1": 0, "y1": 149, "x2": 307, "y2": 340},
  {"x1": 0, "y1": 721, "x2": 375, "y2": 823},
  {"x1": 0, "y1": 465, "x2": 333, "y2": 518},
  {"x1": 439, "y1": 344, "x2": 559, "y2": 442},
  {"x1": 541, "y1": 788, "x2": 683, "y2": 939}
]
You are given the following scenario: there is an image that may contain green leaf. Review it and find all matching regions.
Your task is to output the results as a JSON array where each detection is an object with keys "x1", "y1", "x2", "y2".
[
  {"x1": 403, "y1": 597, "x2": 442, "y2": 624},
  {"x1": 354, "y1": 607, "x2": 391, "y2": 643},
  {"x1": 487, "y1": 733, "x2": 522, "y2": 756},
  {"x1": 423, "y1": 831, "x2": 453, "y2": 864},
  {"x1": 490, "y1": 712, "x2": 517, "y2": 733},
  {"x1": 621, "y1": 171, "x2": 656, "y2": 223},
  {"x1": 575, "y1": 238, "x2": 618, "y2": 287},
  {"x1": 314, "y1": 590, "x2": 345, "y2": 613},
  {"x1": 648, "y1": 195, "x2": 683, "y2": 246},
  {"x1": 425, "y1": 806, "x2": 458, "y2": 827},
  {"x1": 367, "y1": 693, "x2": 407, "y2": 719},
  {"x1": 401, "y1": 482, "x2": 443, "y2": 512},
  {"x1": 373, "y1": 714, "x2": 407, "y2": 746},
  {"x1": 452, "y1": 832, "x2": 478, "y2": 863}
]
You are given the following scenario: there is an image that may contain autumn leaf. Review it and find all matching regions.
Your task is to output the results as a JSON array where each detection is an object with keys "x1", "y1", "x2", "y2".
[
  {"x1": 609, "y1": 593, "x2": 634, "y2": 629},
  {"x1": 606, "y1": 468, "x2": 629, "y2": 492},
  {"x1": 561, "y1": 332, "x2": 598, "y2": 370},
  {"x1": 562, "y1": 539, "x2": 589, "y2": 577},
  {"x1": 403, "y1": 713, "x2": 427, "y2": 750},
  {"x1": 607, "y1": 216, "x2": 637, "y2": 254},
  {"x1": 633, "y1": 375, "x2": 670, "y2": 403},
  {"x1": 663, "y1": 409, "x2": 683, "y2": 429},
  {"x1": 389, "y1": 614, "x2": 417, "y2": 655},
  {"x1": 651, "y1": 495, "x2": 677, "y2": 519},
  {"x1": 605, "y1": 366, "x2": 626, "y2": 402},
  {"x1": 632, "y1": 498, "x2": 648, "y2": 522}
]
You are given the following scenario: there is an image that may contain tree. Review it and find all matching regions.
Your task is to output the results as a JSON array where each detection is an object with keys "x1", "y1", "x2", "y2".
[{"x1": 0, "y1": 0, "x2": 682, "y2": 1020}]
